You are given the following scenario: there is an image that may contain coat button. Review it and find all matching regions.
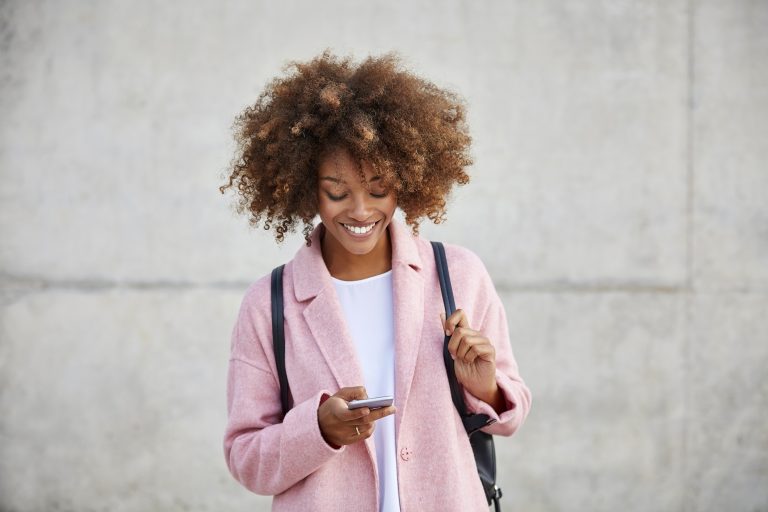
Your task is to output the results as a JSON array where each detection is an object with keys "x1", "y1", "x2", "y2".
[{"x1": 400, "y1": 447, "x2": 412, "y2": 461}]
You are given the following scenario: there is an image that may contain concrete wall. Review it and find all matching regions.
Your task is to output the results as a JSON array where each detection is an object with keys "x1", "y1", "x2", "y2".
[{"x1": 1, "y1": 1, "x2": 766, "y2": 510}]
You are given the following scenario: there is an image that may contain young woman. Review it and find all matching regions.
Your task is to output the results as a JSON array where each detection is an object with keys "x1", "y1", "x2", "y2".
[{"x1": 221, "y1": 50, "x2": 531, "y2": 511}]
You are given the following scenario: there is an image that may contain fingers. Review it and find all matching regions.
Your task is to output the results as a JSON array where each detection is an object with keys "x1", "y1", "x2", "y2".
[
  {"x1": 442, "y1": 308, "x2": 469, "y2": 336},
  {"x1": 340, "y1": 402, "x2": 396, "y2": 423},
  {"x1": 334, "y1": 386, "x2": 368, "y2": 401},
  {"x1": 321, "y1": 386, "x2": 396, "y2": 447},
  {"x1": 337, "y1": 405, "x2": 371, "y2": 421},
  {"x1": 448, "y1": 327, "x2": 495, "y2": 363},
  {"x1": 447, "y1": 325, "x2": 478, "y2": 359},
  {"x1": 337, "y1": 404, "x2": 396, "y2": 444},
  {"x1": 443, "y1": 309, "x2": 470, "y2": 358},
  {"x1": 324, "y1": 387, "x2": 369, "y2": 423},
  {"x1": 330, "y1": 387, "x2": 398, "y2": 423},
  {"x1": 457, "y1": 338, "x2": 495, "y2": 364},
  {"x1": 349, "y1": 422, "x2": 375, "y2": 440},
  {"x1": 357, "y1": 405, "x2": 396, "y2": 424},
  {"x1": 347, "y1": 405, "x2": 396, "y2": 441},
  {"x1": 440, "y1": 310, "x2": 497, "y2": 366}
]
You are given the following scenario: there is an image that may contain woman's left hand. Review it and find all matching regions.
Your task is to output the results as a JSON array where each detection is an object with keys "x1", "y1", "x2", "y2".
[{"x1": 442, "y1": 309, "x2": 501, "y2": 407}]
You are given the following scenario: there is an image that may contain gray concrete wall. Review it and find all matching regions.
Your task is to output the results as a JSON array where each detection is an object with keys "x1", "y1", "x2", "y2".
[{"x1": 1, "y1": 1, "x2": 766, "y2": 510}]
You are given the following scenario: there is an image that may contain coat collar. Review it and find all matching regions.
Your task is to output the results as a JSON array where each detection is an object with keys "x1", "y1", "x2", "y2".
[{"x1": 291, "y1": 217, "x2": 423, "y2": 302}]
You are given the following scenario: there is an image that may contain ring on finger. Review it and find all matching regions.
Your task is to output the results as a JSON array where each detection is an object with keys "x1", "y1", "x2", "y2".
[{"x1": 355, "y1": 426, "x2": 361, "y2": 436}]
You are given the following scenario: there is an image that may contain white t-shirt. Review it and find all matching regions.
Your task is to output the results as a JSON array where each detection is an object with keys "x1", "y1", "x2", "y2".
[{"x1": 332, "y1": 270, "x2": 400, "y2": 512}]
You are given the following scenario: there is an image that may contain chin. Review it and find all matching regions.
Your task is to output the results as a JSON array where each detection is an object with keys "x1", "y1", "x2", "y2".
[
  {"x1": 337, "y1": 233, "x2": 381, "y2": 256},
  {"x1": 342, "y1": 242, "x2": 378, "y2": 255}
]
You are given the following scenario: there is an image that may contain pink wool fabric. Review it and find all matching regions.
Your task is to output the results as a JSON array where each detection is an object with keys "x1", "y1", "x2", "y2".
[{"x1": 224, "y1": 219, "x2": 532, "y2": 511}]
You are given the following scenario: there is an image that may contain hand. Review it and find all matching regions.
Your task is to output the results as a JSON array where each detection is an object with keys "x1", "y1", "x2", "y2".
[
  {"x1": 317, "y1": 386, "x2": 396, "y2": 447},
  {"x1": 442, "y1": 310, "x2": 500, "y2": 406}
]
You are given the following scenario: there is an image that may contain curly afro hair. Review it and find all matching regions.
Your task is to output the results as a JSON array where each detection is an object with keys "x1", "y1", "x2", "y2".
[{"x1": 219, "y1": 49, "x2": 473, "y2": 243}]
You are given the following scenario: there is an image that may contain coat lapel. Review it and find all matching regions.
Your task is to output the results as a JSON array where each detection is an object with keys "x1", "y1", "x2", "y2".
[
  {"x1": 388, "y1": 220, "x2": 425, "y2": 442},
  {"x1": 290, "y1": 223, "x2": 379, "y2": 471},
  {"x1": 291, "y1": 224, "x2": 365, "y2": 391}
]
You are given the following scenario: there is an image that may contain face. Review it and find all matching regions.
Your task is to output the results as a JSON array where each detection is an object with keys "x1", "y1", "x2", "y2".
[{"x1": 316, "y1": 147, "x2": 397, "y2": 257}]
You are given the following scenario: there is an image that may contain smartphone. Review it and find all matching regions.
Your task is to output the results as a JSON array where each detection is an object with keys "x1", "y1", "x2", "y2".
[{"x1": 347, "y1": 395, "x2": 394, "y2": 410}]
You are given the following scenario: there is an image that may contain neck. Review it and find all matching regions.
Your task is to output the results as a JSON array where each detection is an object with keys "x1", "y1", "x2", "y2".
[{"x1": 321, "y1": 224, "x2": 393, "y2": 281}]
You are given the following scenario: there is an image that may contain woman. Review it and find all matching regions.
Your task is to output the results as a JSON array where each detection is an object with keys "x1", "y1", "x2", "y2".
[{"x1": 221, "y1": 50, "x2": 531, "y2": 511}]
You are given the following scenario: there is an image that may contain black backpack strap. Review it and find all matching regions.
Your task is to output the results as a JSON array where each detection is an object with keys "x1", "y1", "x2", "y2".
[
  {"x1": 432, "y1": 241, "x2": 468, "y2": 417},
  {"x1": 271, "y1": 264, "x2": 290, "y2": 416},
  {"x1": 431, "y1": 241, "x2": 493, "y2": 431},
  {"x1": 431, "y1": 242, "x2": 502, "y2": 510}
]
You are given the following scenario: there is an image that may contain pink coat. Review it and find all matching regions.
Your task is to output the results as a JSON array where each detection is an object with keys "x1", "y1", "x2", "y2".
[{"x1": 224, "y1": 219, "x2": 531, "y2": 511}]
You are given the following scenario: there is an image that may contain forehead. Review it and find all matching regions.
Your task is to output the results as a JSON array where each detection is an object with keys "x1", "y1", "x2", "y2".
[{"x1": 317, "y1": 147, "x2": 377, "y2": 181}]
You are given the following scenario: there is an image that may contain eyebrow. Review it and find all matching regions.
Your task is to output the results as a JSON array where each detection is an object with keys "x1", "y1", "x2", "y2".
[{"x1": 319, "y1": 176, "x2": 381, "y2": 184}]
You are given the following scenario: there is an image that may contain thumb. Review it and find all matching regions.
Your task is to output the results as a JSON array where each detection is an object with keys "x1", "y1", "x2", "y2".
[{"x1": 334, "y1": 386, "x2": 368, "y2": 402}]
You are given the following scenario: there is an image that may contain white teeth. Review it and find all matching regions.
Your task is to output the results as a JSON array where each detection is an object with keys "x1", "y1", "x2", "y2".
[{"x1": 343, "y1": 222, "x2": 376, "y2": 235}]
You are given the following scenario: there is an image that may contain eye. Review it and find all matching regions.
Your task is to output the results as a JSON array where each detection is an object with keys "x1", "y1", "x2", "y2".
[
  {"x1": 370, "y1": 192, "x2": 388, "y2": 199},
  {"x1": 326, "y1": 192, "x2": 348, "y2": 201}
]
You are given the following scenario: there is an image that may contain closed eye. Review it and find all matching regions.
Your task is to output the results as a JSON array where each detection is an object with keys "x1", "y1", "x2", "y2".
[
  {"x1": 325, "y1": 191, "x2": 389, "y2": 201},
  {"x1": 326, "y1": 192, "x2": 347, "y2": 201}
]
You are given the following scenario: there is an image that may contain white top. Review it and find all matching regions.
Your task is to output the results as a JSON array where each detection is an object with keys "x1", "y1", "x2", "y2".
[{"x1": 332, "y1": 270, "x2": 401, "y2": 512}]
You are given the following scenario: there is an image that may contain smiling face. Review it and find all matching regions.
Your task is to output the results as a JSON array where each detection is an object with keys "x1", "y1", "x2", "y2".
[{"x1": 316, "y1": 146, "x2": 397, "y2": 263}]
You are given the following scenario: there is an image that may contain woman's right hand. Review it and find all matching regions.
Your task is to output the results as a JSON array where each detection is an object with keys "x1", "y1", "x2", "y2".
[{"x1": 317, "y1": 386, "x2": 396, "y2": 447}]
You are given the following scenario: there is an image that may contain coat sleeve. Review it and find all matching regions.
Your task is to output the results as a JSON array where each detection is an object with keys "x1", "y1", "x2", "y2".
[
  {"x1": 460, "y1": 261, "x2": 532, "y2": 437},
  {"x1": 223, "y1": 288, "x2": 344, "y2": 496}
]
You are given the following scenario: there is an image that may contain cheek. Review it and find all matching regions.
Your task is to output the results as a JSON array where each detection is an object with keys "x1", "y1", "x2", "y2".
[
  {"x1": 384, "y1": 195, "x2": 397, "y2": 216},
  {"x1": 317, "y1": 204, "x2": 332, "y2": 222},
  {"x1": 318, "y1": 200, "x2": 348, "y2": 226},
  {"x1": 316, "y1": 194, "x2": 334, "y2": 219}
]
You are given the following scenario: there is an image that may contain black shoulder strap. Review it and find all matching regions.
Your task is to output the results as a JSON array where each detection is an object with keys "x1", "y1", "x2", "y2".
[
  {"x1": 431, "y1": 242, "x2": 493, "y2": 434},
  {"x1": 431, "y1": 241, "x2": 468, "y2": 416},
  {"x1": 271, "y1": 264, "x2": 290, "y2": 416},
  {"x1": 432, "y1": 242, "x2": 502, "y2": 510}
]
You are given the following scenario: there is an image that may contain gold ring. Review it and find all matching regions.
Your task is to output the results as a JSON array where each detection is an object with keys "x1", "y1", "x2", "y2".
[{"x1": 355, "y1": 426, "x2": 361, "y2": 436}]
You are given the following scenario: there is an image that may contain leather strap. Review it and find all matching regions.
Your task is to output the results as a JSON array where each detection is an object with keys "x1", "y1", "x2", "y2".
[
  {"x1": 431, "y1": 241, "x2": 502, "y2": 510},
  {"x1": 271, "y1": 264, "x2": 290, "y2": 416},
  {"x1": 432, "y1": 241, "x2": 469, "y2": 417},
  {"x1": 431, "y1": 242, "x2": 494, "y2": 431}
]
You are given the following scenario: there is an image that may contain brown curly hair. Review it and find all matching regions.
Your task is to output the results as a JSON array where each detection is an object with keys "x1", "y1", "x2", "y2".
[{"x1": 219, "y1": 49, "x2": 473, "y2": 243}]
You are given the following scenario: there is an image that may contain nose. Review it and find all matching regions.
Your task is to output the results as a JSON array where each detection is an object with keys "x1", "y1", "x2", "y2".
[{"x1": 349, "y1": 192, "x2": 373, "y2": 221}]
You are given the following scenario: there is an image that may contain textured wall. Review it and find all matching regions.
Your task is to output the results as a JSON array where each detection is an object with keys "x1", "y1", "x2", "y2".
[{"x1": 1, "y1": 1, "x2": 766, "y2": 511}]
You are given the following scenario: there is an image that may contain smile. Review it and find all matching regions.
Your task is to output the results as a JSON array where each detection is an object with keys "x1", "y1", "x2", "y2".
[{"x1": 341, "y1": 221, "x2": 378, "y2": 236}]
